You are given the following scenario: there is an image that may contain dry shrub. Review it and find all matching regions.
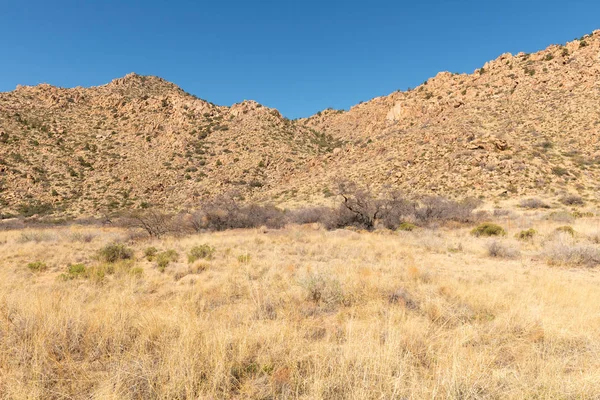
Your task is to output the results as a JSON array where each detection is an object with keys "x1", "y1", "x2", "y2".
[
  {"x1": 559, "y1": 194, "x2": 584, "y2": 206},
  {"x1": 18, "y1": 230, "x2": 57, "y2": 243},
  {"x1": 486, "y1": 239, "x2": 520, "y2": 258},
  {"x1": 547, "y1": 211, "x2": 575, "y2": 223},
  {"x1": 195, "y1": 197, "x2": 286, "y2": 231},
  {"x1": 520, "y1": 198, "x2": 550, "y2": 209},
  {"x1": 543, "y1": 233, "x2": 600, "y2": 267}
]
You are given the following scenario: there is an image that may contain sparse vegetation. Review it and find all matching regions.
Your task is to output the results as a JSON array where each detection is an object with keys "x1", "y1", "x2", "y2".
[{"x1": 27, "y1": 261, "x2": 47, "y2": 272}]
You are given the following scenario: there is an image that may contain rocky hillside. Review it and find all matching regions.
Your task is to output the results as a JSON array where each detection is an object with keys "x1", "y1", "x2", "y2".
[
  {"x1": 299, "y1": 30, "x2": 600, "y2": 199},
  {"x1": 1, "y1": 30, "x2": 599, "y2": 217},
  {"x1": 0, "y1": 74, "x2": 341, "y2": 217}
]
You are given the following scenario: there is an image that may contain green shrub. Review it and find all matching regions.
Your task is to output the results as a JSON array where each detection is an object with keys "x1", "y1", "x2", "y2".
[
  {"x1": 60, "y1": 263, "x2": 87, "y2": 280},
  {"x1": 144, "y1": 246, "x2": 158, "y2": 261},
  {"x1": 188, "y1": 244, "x2": 215, "y2": 263},
  {"x1": 27, "y1": 261, "x2": 47, "y2": 272},
  {"x1": 556, "y1": 226, "x2": 575, "y2": 236},
  {"x1": 516, "y1": 229, "x2": 537, "y2": 241},
  {"x1": 471, "y1": 223, "x2": 506, "y2": 237},
  {"x1": 156, "y1": 249, "x2": 179, "y2": 272},
  {"x1": 130, "y1": 267, "x2": 144, "y2": 277},
  {"x1": 98, "y1": 243, "x2": 134, "y2": 263},
  {"x1": 515, "y1": 228, "x2": 537, "y2": 240},
  {"x1": 398, "y1": 222, "x2": 417, "y2": 232}
]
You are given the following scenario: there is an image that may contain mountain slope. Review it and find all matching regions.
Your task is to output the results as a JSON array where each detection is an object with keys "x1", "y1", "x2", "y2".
[
  {"x1": 298, "y1": 30, "x2": 600, "y2": 198},
  {"x1": 1, "y1": 30, "x2": 599, "y2": 218},
  {"x1": 0, "y1": 73, "x2": 340, "y2": 216}
]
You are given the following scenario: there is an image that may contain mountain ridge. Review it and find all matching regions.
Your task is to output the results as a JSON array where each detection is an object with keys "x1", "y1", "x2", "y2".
[{"x1": 1, "y1": 30, "x2": 599, "y2": 218}]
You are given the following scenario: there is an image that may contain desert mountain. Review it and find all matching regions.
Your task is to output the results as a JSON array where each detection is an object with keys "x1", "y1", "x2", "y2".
[{"x1": 1, "y1": 30, "x2": 599, "y2": 217}]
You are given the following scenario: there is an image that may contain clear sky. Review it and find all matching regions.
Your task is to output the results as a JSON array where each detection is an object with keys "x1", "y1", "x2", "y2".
[{"x1": 1, "y1": 0, "x2": 598, "y2": 118}]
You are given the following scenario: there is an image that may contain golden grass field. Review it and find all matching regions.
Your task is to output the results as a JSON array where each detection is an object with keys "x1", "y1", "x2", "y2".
[{"x1": 1, "y1": 209, "x2": 600, "y2": 399}]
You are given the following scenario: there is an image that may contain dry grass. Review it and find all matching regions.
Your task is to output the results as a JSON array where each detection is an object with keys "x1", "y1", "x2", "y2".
[{"x1": 0, "y1": 217, "x2": 600, "y2": 399}]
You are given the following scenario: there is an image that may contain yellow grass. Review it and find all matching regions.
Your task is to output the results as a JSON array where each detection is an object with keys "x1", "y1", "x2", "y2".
[{"x1": 1, "y1": 217, "x2": 600, "y2": 399}]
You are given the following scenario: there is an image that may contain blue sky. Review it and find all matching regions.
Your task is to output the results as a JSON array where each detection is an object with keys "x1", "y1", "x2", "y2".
[{"x1": 1, "y1": 0, "x2": 598, "y2": 118}]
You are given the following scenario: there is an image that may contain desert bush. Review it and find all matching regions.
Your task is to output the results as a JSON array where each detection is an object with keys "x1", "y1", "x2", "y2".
[
  {"x1": 413, "y1": 196, "x2": 480, "y2": 224},
  {"x1": 27, "y1": 261, "x2": 48, "y2": 272},
  {"x1": 188, "y1": 244, "x2": 215, "y2": 263},
  {"x1": 486, "y1": 239, "x2": 520, "y2": 258},
  {"x1": 471, "y1": 223, "x2": 506, "y2": 237},
  {"x1": 548, "y1": 211, "x2": 575, "y2": 223},
  {"x1": 156, "y1": 250, "x2": 179, "y2": 272},
  {"x1": 144, "y1": 246, "x2": 158, "y2": 261},
  {"x1": 555, "y1": 226, "x2": 575, "y2": 236},
  {"x1": 287, "y1": 207, "x2": 335, "y2": 226},
  {"x1": 559, "y1": 194, "x2": 584, "y2": 206},
  {"x1": 516, "y1": 228, "x2": 537, "y2": 240},
  {"x1": 98, "y1": 243, "x2": 134, "y2": 263},
  {"x1": 60, "y1": 263, "x2": 87, "y2": 280},
  {"x1": 67, "y1": 231, "x2": 96, "y2": 243},
  {"x1": 543, "y1": 234, "x2": 600, "y2": 267},
  {"x1": 520, "y1": 198, "x2": 550, "y2": 209},
  {"x1": 196, "y1": 196, "x2": 286, "y2": 231},
  {"x1": 18, "y1": 231, "x2": 56, "y2": 243},
  {"x1": 300, "y1": 273, "x2": 345, "y2": 307}
]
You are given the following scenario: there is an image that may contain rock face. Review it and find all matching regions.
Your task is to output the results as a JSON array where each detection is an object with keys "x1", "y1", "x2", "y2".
[{"x1": 1, "y1": 31, "x2": 600, "y2": 216}]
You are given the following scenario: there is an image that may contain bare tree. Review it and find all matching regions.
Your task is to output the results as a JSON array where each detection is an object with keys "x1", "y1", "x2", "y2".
[{"x1": 123, "y1": 209, "x2": 173, "y2": 238}]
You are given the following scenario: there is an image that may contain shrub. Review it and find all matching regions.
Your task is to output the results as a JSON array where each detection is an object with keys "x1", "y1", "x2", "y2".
[
  {"x1": 27, "y1": 261, "x2": 47, "y2": 272},
  {"x1": 555, "y1": 226, "x2": 575, "y2": 236},
  {"x1": 471, "y1": 223, "x2": 506, "y2": 237},
  {"x1": 188, "y1": 244, "x2": 215, "y2": 263},
  {"x1": 398, "y1": 222, "x2": 417, "y2": 231},
  {"x1": 516, "y1": 229, "x2": 537, "y2": 241},
  {"x1": 144, "y1": 247, "x2": 158, "y2": 261},
  {"x1": 123, "y1": 209, "x2": 174, "y2": 238},
  {"x1": 300, "y1": 273, "x2": 345, "y2": 307},
  {"x1": 60, "y1": 263, "x2": 87, "y2": 280},
  {"x1": 486, "y1": 240, "x2": 520, "y2": 258},
  {"x1": 156, "y1": 250, "x2": 178, "y2": 272},
  {"x1": 543, "y1": 234, "x2": 600, "y2": 267},
  {"x1": 18, "y1": 231, "x2": 56, "y2": 243},
  {"x1": 130, "y1": 267, "x2": 144, "y2": 277},
  {"x1": 548, "y1": 211, "x2": 575, "y2": 223},
  {"x1": 98, "y1": 243, "x2": 134, "y2": 263},
  {"x1": 196, "y1": 197, "x2": 286, "y2": 231},
  {"x1": 559, "y1": 194, "x2": 584, "y2": 206},
  {"x1": 413, "y1": 196, "x2": 480, "y2": 225},
  {"x1": 519, "y1": 198, "x2": 550, "y2": 209}
]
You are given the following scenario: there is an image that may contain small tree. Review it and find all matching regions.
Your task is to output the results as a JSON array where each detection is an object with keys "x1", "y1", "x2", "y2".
[
  {"x1": 334, "y1": 181, "x2": 386, "y2": 230},
  {"x1": 124, "y1": 209, "x2": 173, "y2": 238}
]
